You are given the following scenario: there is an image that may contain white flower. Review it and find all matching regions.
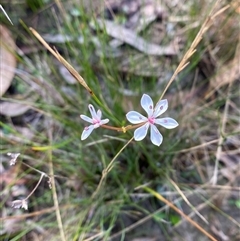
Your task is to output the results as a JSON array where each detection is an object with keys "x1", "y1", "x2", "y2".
[
  {"x1": 80, "y1": 104, "x2": 109, "y2": 140},
  {"x1": 12, "y1": 199, "x2": 28, "y2": 210},
  {"x1": 7, "y1": 153, "x2": 20, "y2": 166},
  {"x1": 126, "y1": 94, "x2": 178, "y2": 146}
]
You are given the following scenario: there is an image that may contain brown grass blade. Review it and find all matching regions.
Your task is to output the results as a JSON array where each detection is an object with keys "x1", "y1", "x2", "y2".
[{"x1": 144, "y1": 187, "x2": 218, "y2": 241}]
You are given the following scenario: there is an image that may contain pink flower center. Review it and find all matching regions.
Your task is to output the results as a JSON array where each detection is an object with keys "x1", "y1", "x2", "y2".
[
  {"x1": 92, "y1": 118, "x2": 100, "y2": 125},
  {"x1": 148, "y1": 116, "x2": 155, "y2": 124}
]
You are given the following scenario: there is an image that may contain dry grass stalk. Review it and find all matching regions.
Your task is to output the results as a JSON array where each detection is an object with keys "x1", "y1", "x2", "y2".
[
  {"x1": 29, "y1": 27, "x2": 93, "y2": 96},
  {"x1": 144, "y1": 187, "x2": 218, "y2": 241},
  {"x1": 46, "y1": 121, "x2": 66, "y2": 241},
  {"x1": 168, "y1": 178, "x2": 209, "y2": 224},
  {"x1": 158, "y1": 1, "x2": 230, "y2": 102}
]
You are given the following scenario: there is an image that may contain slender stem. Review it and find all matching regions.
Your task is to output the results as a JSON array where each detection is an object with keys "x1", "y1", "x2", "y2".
[
  {"x1": 47, "y1": 119, "x2": 66, "y2": 241},
  {"x1": 211, "y1": 77, "x2": 232, "y2": 184},
  {"x1": 21, "y1": 162, "x2": 48, "y2": 176},
  {"x1": 92, "y1": 137, "x2": 134, "y2": 199},
  {"x1": 101, "y1": 124, "x2": 123, "y2": 131},
  {"x1": 25, "y1": 173, "x2": 45, "y2": 200},
  {"x1": 101, "y1": 122, "x2": 147, "y2": 132},
  {"x1": 0, "y1": 5, "x2": 13, "y2": 25}
]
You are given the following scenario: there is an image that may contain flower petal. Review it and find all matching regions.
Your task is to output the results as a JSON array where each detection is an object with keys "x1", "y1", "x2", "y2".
[
  {"x1": 155, "y1": 117, "x2": 179, "y2": 129},
  {"x1": 88, "y1": 104, "x2": 99, "y2": 120},
  {"x1": 97, "y1": 109, "x2": 102, "y2": 120},
  {"x1": 100, "y1": 118, "x2": 109, "y2": 125},
  {"x1": 80, "y1": 114, "x2": 93, "y2": 123},
  {"x1": 94, "y1": 118, "x2": 109, "y2": 128},
  {"x1": 126, "y1": 111, "x2": 147, "y2": 124},
  {"x1": 81, "y1": 125, "x2": 94, "y2": 140},
  {"x1": 12, "y1": 199, "x2": 28, "y2": 210},
  {"x1": 133, "y1": 123, "x2": 149, "y2": 141},
  {"x1": 153, "y1": 99, "x2": 168, "y2": 117},
  {"x1": 150, "y1": 125, "x2": 163, "y2": 146},
  {"x1": 141, "y1": 94, "x2": 154, "y2": 116}
]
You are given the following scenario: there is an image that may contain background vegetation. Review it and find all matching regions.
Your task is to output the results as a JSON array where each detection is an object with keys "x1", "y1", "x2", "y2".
[{"x1": 0, "y1": 0, "x2": 239, "y2": 240}]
